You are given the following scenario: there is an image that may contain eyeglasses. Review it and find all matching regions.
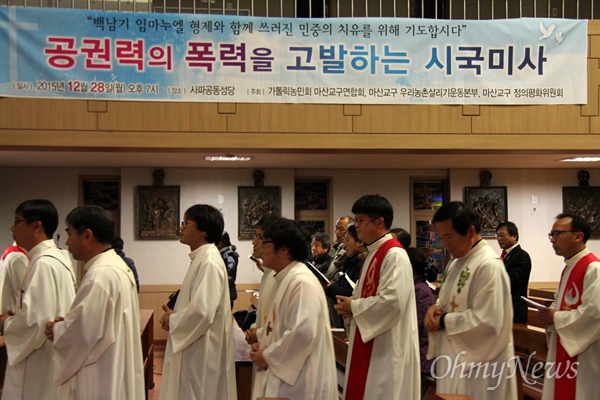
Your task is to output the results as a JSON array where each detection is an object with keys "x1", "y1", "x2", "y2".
[
  {"x1": 180, "y1": 220, "x2": 197, "y2": 229},
  {"x1": 13, "y1": 219, "x2": 32, "y2": 226},
  {"x1": 354, "y1": 217, "x2": 377, "y2": 226},
  {"x1": 262, "y1": 240, "x2": 274, "y2": 245},
  {"x1": 547, "y1": 230, "x2": 578, "y2": 240},
  {"x1": 495, "y1": 233, "x2": 508, "y2": 238}
]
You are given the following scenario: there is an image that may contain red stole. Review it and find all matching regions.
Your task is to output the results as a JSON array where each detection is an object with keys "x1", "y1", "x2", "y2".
[
  {"x1": 554, "y1": 252, "x2": 600, "y2": 400},
  {"x1": 346, "y1": 238, "x2": 402, "y2": 400},
  {"x1": 2, "y1": 245, "x2": 27, "y2": 261}
]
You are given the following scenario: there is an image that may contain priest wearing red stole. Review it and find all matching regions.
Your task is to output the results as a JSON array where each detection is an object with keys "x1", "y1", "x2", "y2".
[
  {"x1": 335, "y1": 194, "x2": 420, "y2": 400},
  {"x1": 539, "y1": 213, "x2": 600, "y2": 400}
]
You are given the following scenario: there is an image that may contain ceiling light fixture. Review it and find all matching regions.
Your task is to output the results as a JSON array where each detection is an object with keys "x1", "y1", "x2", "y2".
[
  {"x1": 559, "y1": 157, "x2": 600, "y2": 163},
  {"x1": 204, "y1": 156, "x2": 252, "y2": 162}
]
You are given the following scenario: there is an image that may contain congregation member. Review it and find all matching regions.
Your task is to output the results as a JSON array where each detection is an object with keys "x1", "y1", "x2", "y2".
[
  {"x1": 111, "y1": 235, "x2": 140, "y2": 292},
  {"x1": 496, "y1": 221, "x2": 532, "y2": 323},
  {"x1": 538, "y1": 213, "x2": 600, "y2": 400},
  {"x1": 390, "y1": 227, "x2": 412, "y2": 248},
  {"x1": 159, "y1": 204, "x2": 237, "y2": 400},
  {"x1": 425, "y1": 201, "x2": 517, "y2": 400},
  {"x1": 407, "y1": 247, "x2": 437, "y2": 399},
  {"x1": 0, "y1": 241, "x2": 28, "y2": 313},
  {"x1": 217, "y1": 231, "x2": 239, "y2": 309},
  {"x1": 307, "y1": 232, "x2": 333, "y2": 274},
  {"x1": 250, "y1": 217, "x2": 337, "y2": 399},
  {"x1": 326, "y1": 215, "x2": 354, "y2": 277},
  {"x1": 332, "y1": 216, "x2": 353, "y2": 254},
  {"x1": 324, "y1": 224, "x2": 366, "y2": 329},
  {"x1": 45, "y1": 205, "x2": 144, "y2": 399},
  {"x1": 2, "y1": 199, "x2": 76, "y2": 399},
  {"x1": 335, "y1": 194, "x2": 420, "y2": 400}
]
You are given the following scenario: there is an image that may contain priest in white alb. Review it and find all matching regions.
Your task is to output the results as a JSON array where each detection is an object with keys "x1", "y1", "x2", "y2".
[
  {"x1": 539, "y1": 213, "x2": 600, "y2": 400},
  {"x1": 249, "y1": 217, "x2": 337, "y2": 399},
  {"x1": 159, "y1": 204, "x2": 237, "y2": 400},
  {"x1": 2, "y1": 199, "x2": 76, "y2": 400},
  {"x1": 45, "y1": 205, "x2": 144, "y2": 399},
  {"x1": 1, "y1": 242, "x2": 28, "y2": 313},
  {"x1": 425, "y1": 201, "x2": 517, "y2": 400},
  {"x1": 335, "y1": 195, "x2": 420, "y2": 400}
]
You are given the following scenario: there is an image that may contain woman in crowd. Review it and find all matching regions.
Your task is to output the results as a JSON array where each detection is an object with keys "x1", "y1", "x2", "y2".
[{"x1": 324, "y1": 224, "x2": 367, "y2": 328}]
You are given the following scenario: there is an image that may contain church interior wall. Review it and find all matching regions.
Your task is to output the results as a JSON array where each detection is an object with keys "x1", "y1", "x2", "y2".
[{"x1": 1, "y1": 166, "x2": 598, "y2": 286}]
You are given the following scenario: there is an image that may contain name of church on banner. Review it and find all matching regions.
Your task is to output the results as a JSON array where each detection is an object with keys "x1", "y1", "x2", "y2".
[{"x1": 0, "y1": 6, "x2": 588, "y2": 105}]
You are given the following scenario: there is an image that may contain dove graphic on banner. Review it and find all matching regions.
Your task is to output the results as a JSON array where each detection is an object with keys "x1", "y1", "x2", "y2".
[{"x1": 539, "y1": 22, "x2": 556, "y2": 40}]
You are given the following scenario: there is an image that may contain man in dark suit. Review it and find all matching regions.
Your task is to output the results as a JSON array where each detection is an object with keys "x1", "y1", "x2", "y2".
[{"x1": 496, "y1": 221, "x2": 532, "y2": 323}]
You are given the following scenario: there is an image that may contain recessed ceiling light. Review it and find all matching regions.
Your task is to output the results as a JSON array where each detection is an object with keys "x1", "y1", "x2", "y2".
[
  {"x1": 204, "y1": 156, "x2": 252, "y2": 162},
  {"x1": 559, "y1": 157, "x2": 600, "y2": 163}
]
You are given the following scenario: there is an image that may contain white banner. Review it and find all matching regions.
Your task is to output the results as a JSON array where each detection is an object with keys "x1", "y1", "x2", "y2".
[{"x1": 0, "y1": 6, "x2": 588, "y2": 104}]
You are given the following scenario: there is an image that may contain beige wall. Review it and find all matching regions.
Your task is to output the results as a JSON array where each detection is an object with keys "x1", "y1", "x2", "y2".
[{"x1": 1, "y1": 21, "x2": 598, "y2": 152}]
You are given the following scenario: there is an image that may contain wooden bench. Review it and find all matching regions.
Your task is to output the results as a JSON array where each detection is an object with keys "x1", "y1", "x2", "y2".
[
  {"x1": 434, "y1": 395, "x2": 474, "y2": 400},
  {"x1": 513, "y1": 323, "x2": 548, "y2": 400},
  {"x1": 526, "y1": 308, "x2": 546, "y2": 329},
  {"x1": 232, "y1": 319, "x2": 253, "y2": 400}
]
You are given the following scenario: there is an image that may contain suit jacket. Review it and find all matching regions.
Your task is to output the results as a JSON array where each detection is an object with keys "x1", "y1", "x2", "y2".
[{"x1": 503, "y1": 244, "x2": 532, "y2": 323}]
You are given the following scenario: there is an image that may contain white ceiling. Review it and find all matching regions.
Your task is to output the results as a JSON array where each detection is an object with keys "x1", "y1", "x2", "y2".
[{"x1": 1, "y1": 149, "x2": 599, "y2": 169}]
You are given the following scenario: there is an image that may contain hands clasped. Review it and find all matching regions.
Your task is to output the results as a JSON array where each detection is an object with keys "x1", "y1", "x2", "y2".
[
  {"x1": 334, "y1": 295, "x2": 353, "y2": 317},
  {"x1": 160, "y1": 304, "x2": 173, "y2": 331},
  {"x1": 44, "y1": 316, "x2": 65, "y2": 341},
  {"x1": 249, "y1": 343, "x2": 268, "y2": 371},
  {"x1": 424, "y1": 305, "x2": 443, "y2": 332}
]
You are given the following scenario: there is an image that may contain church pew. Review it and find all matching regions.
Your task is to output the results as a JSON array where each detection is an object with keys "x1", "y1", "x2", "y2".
[
  {"x1": 433, "y1": 394, "x2": 475, "y2": 400},
  {"x1": 527, "y1": 308, "x2": 545, "y2": 329},
  {"x1": 513, "y1": 323, "x2": 548, "y2": 400},
  {"x1": 528, "y1": 287, "x2": 555, "y2": 301},
  {"x1": 232, "y1": 319, "x2": 253, "y2": 400},
  {"x1": 139, "y1": 309, "x2": 155, "y2": 399}
]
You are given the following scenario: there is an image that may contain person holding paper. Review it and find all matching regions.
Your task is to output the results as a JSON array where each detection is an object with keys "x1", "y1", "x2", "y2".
[
  {"x1": 539, "y1": 213, "x2": 600, "y2": 400},
  {"x1": 325, "y1": 224, "x2": 366, "y2": 328},
  {"x1": 249, "y1": 217, "x2": 337, "y2": 399},
  {"x1": 308, "y1": 232, "x2": 333, "y2": 274},
  {"x1": 335, "y1": 194, "x2": 420, "y2": 400},
  {"x1": 424, "y1": 201, "x2": 517, "y2": 400}
]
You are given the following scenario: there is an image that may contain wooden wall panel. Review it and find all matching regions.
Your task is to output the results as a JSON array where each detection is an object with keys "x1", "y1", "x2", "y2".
[
  {"x1": 139, "y1": 283, "x2": 259, "y2": 341},
  {"x1": 472, "y1": 105, "x2": 590, "y2": 134},
  {"x1": 98, "y1": 101, "x2": 227, "y2": 132},
  {"x1": 139, "y1": 284, "x2": 180, "y2": 341},
  {"x1": 353, "y1": 105, "x2": 472, "y2": 134},
  {"x1": 227, "y1": 104, "x2": 353, "y2": 133},
  {"x1": 582, "y1": 58, "x2": 600, "y2": 117},
  {"x1": 0, "y1": 98, "x2": 96, "y2": 130}
]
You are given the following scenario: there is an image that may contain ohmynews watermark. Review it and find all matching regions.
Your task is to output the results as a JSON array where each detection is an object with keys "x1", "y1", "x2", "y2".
[{"x1": 430, "y1": 351, "x2": 579, "y2": 391}]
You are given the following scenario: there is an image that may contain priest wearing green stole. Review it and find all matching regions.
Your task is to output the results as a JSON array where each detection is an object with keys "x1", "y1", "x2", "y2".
[{"x1": 425, "y1": 201, "x2": 517, "y2": 400}]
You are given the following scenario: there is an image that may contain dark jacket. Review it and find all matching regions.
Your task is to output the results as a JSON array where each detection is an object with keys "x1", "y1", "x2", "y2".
[
  {"x1": 114, "y1": 248, "x2": 140, "y2": 292},
  {"x1": 308, "y1": 253, "x2": 333, "y2": 275},
  {"x1": 503, "y1": 244, "x2": 532, "y2": 323},
  {"x1": 414, "y1": 275, "x2": 435, "y2": 374},
  {"x1": 220, "y1": 246, "x2": 239, "y2": 302},
  {"x1": 325, "y1": 251, "x2": 365, "y2": 328}
]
